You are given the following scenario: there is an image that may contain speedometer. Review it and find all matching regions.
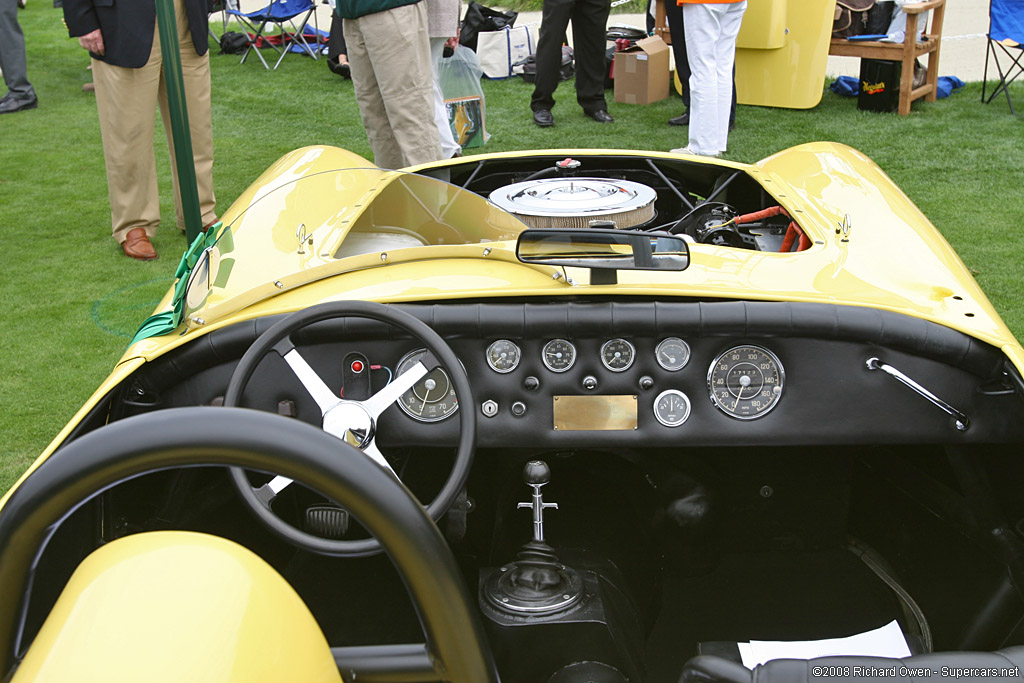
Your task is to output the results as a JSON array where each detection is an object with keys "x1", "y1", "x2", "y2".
[
  {"x1": 707, "y1": 345, "x2": 784, "y2": 420},
  {"x1": 395, "y1": 349, "x2": 458, "y2": 422}
]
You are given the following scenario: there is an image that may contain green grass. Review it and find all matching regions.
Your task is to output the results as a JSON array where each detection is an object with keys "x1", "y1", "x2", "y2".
[{"x1": 2, "y1": 4, "x2": 1023, "y2": 492}]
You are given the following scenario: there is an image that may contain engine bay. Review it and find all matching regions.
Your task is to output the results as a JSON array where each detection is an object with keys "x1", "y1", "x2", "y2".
[{"x1": 424, "y1": 153, "x2": 812, "y2": 253}]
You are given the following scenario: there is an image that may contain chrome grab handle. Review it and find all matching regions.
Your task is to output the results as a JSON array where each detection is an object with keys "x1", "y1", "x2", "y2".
[{"x1": 866, "y1": 358, "x2": 970, "y2": 432}]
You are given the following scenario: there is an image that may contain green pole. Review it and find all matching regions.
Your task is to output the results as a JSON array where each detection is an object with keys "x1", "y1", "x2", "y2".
[{"x1": 155, "y1": 0, "x2": 204, "y2": 244}]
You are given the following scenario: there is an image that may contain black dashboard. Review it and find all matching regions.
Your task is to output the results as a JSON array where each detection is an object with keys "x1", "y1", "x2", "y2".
[{"x1": 124, "y1": 301, "x2": 1024, "y2": 450}]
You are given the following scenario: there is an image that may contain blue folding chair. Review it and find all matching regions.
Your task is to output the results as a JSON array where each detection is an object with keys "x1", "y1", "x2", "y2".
[
  {"x1": 226, "y1": 0, "x2": 321, "y2": 70},
  {"x1": 982, "y1": 0, "x2": 1024, "y2": 113}
]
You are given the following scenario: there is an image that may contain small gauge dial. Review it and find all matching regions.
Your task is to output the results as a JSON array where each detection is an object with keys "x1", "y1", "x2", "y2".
[
  {"x1": 486, "y1": 339, "x2": 521, "y2": 373},
  {"x1": 395, "y1": 349, "x2": 458, "y2": 422},
  {"x1": 542, "y1": 339, "x2": 576, "y2": 373},
  {"x1": 656, "y1": 337, "x2": 691, "y2": 371},
  {"x1": 654, "y1": 389, "x2": 691, "y2": 427},
  {"x1": 601, "y1": 338, "x2": 635, "y2": 372},
  {"x1": 707, "y1": 345, "x2": 784, "y2": 420}
]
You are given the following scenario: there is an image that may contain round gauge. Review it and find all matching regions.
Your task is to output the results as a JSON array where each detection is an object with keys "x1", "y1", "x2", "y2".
[
  {"x1": 601, "y1": 338, "x2": 635, "y2": 372},
  {"x1": 542, "y1": 339, "x2": 576, "y2": 373},
  {"x1": 486, "y1": 339, "x2": 521, "y2": 373},
  {"x1": 656, "y1": 337, "x2": 691, "y2": 371},
  {"x1": 395, "y1": 349, "x2": 459, "y2": 423},
  {"x1": 654, "y1": 389, "x2": 691, "y2": 427},
  {"x1": 707, "y1": 345, "x2": 784, "y2": 420}
]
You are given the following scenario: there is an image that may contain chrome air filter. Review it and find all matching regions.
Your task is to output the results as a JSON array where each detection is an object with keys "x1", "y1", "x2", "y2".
[{"x1": 489, "y1": 177, "x2": 657, "y2": 229}]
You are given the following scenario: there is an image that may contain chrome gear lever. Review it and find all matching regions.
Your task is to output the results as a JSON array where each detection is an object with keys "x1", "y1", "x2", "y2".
[
  {"x1": 484, "y1": 460, "x2": 583, "y2": 614},
  {"x1": 518, "y1": 460, "x2": 558, "y2": 543}
]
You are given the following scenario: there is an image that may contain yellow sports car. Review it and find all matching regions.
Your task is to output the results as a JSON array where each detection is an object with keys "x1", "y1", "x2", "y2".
[{"x1": 3, "y1": 145, "x2": 1024, "y2": 683}]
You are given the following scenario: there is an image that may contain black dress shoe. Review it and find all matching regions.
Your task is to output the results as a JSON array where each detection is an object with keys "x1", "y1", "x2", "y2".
[
  {"x1": 668, "y1": 111, "x2": 690, "y2": 126},
  {"x1": 588, "y1": 109, "x2": 614, "y2": 123},
  {"x1": 533, "y1": 109, "x2": 554, "y2": 127},
  {"x1": 0, "y1": 93, "x2": 38, "y2": 114}
]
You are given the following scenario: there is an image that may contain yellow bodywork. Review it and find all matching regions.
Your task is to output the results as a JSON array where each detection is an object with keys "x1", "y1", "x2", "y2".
[
  {"x1": 4, "y1": 142, "x2": 1022, "y2": 500},
  {"x1": 736, "y1": 0, "x2": 837, "y2": 109},
  {"x1": 1, "y1": 143, "x2": 1023, "y2": 682},
  {"x1": 12, "y1": 532, "x2": 341, "y2": 683}
]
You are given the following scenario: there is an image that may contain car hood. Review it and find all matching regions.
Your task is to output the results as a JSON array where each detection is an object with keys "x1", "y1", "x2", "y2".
[{"x1": 121, "y1": 144, "x2": 1023, "y2": 369}]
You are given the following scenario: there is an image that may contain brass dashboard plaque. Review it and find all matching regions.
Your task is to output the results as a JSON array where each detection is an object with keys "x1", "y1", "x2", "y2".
[{"x1": 552, "y1": 395, "x2": 638, "y2": 431}]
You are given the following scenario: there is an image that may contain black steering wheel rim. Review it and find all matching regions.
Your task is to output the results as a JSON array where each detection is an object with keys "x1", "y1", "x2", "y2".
[
  {"x1": 223, "y1": 301, "x2": 476, "y2": 556},
  {"x1": 0, "y1": 408, "x2": 497, "y2": 682}
]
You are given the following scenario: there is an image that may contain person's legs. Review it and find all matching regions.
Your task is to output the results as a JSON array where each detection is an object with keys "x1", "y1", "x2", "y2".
[
  {"x1": 350, "y1": 4, "x2": 440, "y2": 168},
  {"x1": 93, "y1": 53, "x2": 163, "y2": 244},
  {"x1": 665, "y1": 0, "x2": 688, "y2": 109},
  {"x1": 713, "y1": 1, "x2": 745, "y2": 153},
  {"x1": 530, "y1": 0, "x2": 571, "y2": 113},
  {"x1": 345, "y1": 15, "x2": 402, "y2": 168},
  {"x1": 682, "y1": 3, "x2": 722, "y2": 156},
  {"x1": 571, "y1": 0, "x2": 610, "y2": 114},
  {"x1": 0, "y1": 0, "x2": 35, "y2": 101}
]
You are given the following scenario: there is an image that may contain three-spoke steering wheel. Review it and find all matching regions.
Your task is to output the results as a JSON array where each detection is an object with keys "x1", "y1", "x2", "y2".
[{"x1": 224, "y1": 301, "x2": 475, "y2": 556}]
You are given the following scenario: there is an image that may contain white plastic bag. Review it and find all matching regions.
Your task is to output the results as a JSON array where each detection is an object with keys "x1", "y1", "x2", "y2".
[
  {"x1": 439, "y1": 46, "x2": 490, "y2": 148},
  {"x1": 476, "y1": 24, "x2": 540, "y2": 79}
]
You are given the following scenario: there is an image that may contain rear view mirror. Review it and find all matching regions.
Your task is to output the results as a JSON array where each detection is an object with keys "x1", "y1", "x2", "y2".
[{"x1": 516, "y1": 228, "x2": 689, "y2": 272}]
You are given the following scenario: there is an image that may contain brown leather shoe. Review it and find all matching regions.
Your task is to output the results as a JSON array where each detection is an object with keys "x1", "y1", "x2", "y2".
[{"x1": 122, "y1": 228, "x2": 158, "y2": 261}]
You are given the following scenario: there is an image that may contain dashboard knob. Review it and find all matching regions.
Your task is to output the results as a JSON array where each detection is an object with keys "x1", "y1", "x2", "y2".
[
  {"x1": 582, "y1": 376, "x2": 598, "y2": 391},
  {"x1": 639, "y1": 375, "x2": 654, "y2": 391},
  {"x1": 523, "y1": 376, "x2": 540, "y2": 391},
  {"x1": 511, "y1": 401, "x2": 527, "y2": 417}
]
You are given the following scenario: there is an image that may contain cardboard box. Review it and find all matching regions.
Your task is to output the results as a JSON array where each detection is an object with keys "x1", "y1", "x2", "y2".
[{"x1": 613, "y1": 36, "x2": 671, "y2": 105}]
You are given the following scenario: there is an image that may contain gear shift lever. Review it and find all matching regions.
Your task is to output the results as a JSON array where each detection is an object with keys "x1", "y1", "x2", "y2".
[
  {"x1": 518, "y1": 460, "x2": 557, "y2": 544},
  {"x1": 484, "y1": 460, "x2": 583, "y2": 614}
]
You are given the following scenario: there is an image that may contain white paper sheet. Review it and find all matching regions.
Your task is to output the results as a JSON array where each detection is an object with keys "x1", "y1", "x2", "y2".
[{"x1": 738, "y1": 620, "x2": 912, "y2": 669}]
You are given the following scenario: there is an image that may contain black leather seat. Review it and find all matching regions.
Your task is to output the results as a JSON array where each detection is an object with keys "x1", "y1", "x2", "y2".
[{"x1": 680, "y1": 647, "x2": 1024, "y2": 682}]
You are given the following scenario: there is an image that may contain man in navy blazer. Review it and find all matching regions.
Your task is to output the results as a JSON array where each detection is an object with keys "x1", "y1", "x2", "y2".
[{"x1": 63, "y1": 0, "x2": 217, "y2": 260}]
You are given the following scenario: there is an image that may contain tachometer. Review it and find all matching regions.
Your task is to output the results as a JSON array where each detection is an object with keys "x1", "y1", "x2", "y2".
[
  {"x1": 395, "y1": 349, "x2": 458, "y2": 422},
  {"x1": 707, "y1": 345, "x2": 784, "y2": 420},
  {"x1": 601, "y1": 338, "x2": 635, "y2": 372},
  {"x1": 542, "y1": 339, "x2": 576, "y2": 373},
  {"x1": 486, "y1": 339, "x2": 521, "y2": 373}
]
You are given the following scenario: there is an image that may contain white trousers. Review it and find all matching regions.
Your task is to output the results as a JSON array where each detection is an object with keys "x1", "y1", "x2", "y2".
[
  {"x1": 430, "y1": 38, "x2": 461, "y2": 159},
  {"x1": 682, "y1": 1, "x2": 746, "y2": 157}
]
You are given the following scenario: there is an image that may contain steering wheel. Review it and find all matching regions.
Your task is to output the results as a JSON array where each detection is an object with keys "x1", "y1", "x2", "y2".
[
  {"x1": 223, "y1": 301, "x2": 475, "y2": 556},
  {"x1": 0, "y1": 408, "x2": 497, "y2": 682}
]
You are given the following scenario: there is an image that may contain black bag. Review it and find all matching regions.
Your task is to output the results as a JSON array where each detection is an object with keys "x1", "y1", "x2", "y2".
[
  {"x1": 516, "y1": 46, "x2": 573, "y2": 83},
  {"x1": 514, "y1": 46, "x2": 573, "y2": 84},
  {"x1": 460, "y1": 1, "x2": 517, "y2": 52},
  {"x1": 866, "y1": 0, "x2": 895, "y2": 34},
  {"x1": 832, "y1": 0, "x2": 874, "y2": 38},
  {"x1": 219, "y1": 31, "x2": 250, "y2": 54}
]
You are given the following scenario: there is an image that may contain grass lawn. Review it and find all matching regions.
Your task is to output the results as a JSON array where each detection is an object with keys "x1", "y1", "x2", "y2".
[{"x1": 2, "y1": 4, "x2": 1023, "y2": 492}]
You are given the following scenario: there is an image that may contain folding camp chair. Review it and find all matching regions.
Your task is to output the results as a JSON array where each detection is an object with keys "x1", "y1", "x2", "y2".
[
  {"x1": 982, "y1": 0, "x2": 1024, "y2": 113},
  {"x1": 226, "y1": 0, "x2": 321, "y2": 70}
]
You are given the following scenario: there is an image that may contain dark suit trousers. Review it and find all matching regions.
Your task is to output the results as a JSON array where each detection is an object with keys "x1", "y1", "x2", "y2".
[{"x1": 530, "y1": 0, "x2": 609, "y2": 114}]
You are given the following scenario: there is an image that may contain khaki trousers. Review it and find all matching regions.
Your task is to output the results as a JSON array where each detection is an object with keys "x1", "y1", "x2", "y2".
[
  {"x1": 92, "y1": 0, "x2": 216, "y2": 244},
  {"x1": 344, "y1": 3, "x2": 441, "y2": 169}
]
